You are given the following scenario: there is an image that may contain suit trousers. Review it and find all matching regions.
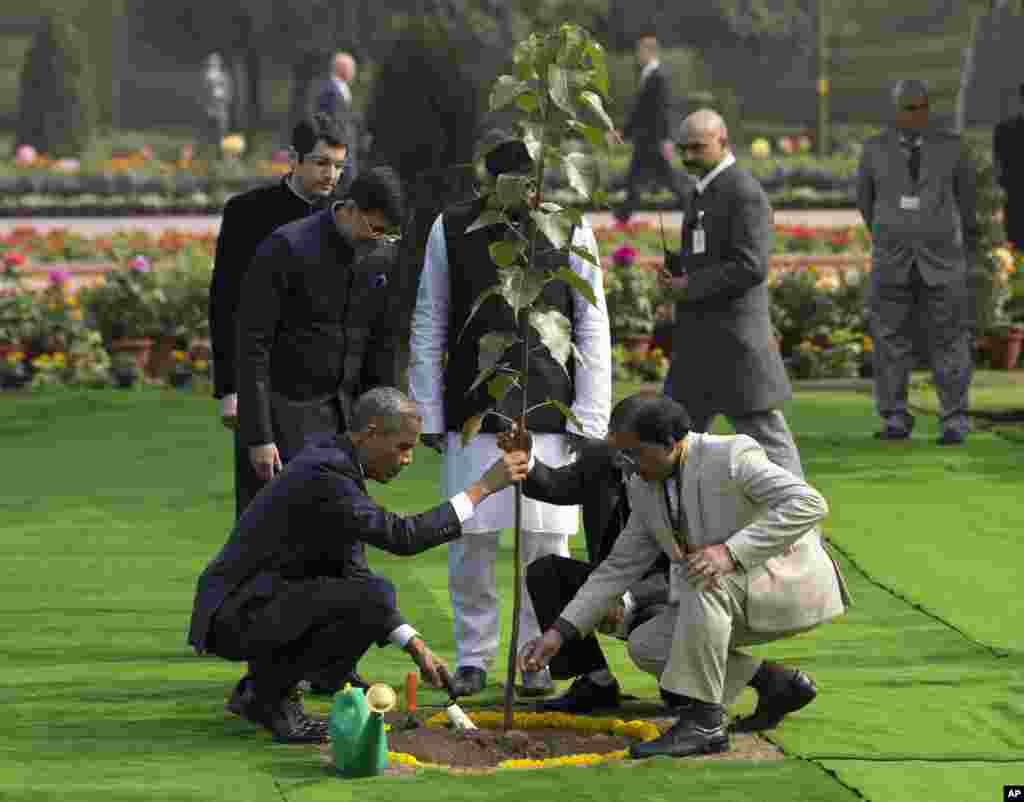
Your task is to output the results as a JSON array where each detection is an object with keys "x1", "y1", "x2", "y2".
[
  {"x1": 234, "y1": 394, "x2": 343, "y2": 519},
  {"x1": 869, "y1": 264, "x2": 972, "y2": 432},
  {"x1": 627, "y1": 574, "x2": 813, "y2": 706},
  {"x1": 615, "y1": 146, "x2": 687, "y2": 222},
  {"x1": 210, "y1": 573, "x2": 398, "y2": 698},
  {"x1": 448, "y1": 530, "x2": 570, "y2": 670},
  {"x1": 690, "y1": 409, "x2": 804, "y2": 479}
]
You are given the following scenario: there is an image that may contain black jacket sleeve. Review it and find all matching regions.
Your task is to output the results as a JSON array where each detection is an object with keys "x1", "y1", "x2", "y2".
[
  {"x1": 237, "y1": 235, "x2": 289, "y2": 446},
  {"x1": 360, "y1": 245, "x2": 402, "y2": 391},
  {"x1": 315, "y1": 472, "x2": 463, "y2": 558},
  {"x1": 209, "y1": 196, "x2": 251, "y2": 399}
]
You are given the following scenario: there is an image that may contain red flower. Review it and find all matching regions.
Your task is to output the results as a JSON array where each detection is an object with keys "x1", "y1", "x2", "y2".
[
  {"x1": 612, "y1": 244, "x2": 638, "y2": 266},
  {"x1": 3, "y1": 251, "x2": 25, "y2": 268}
]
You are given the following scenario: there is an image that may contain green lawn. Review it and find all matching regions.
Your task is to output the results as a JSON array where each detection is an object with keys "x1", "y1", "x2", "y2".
[{"x1": 1, "y1": 385, "x2": 1021, "y2": 802}]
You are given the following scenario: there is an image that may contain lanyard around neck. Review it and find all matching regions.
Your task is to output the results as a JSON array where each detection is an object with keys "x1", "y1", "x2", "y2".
[{"x1": 662, "y1": 455, "x2": 686, "y2": 546}]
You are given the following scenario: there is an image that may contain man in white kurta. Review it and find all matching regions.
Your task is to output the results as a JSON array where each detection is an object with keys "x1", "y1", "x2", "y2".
[{"x1": 409, "y1": 207, "x2": 611, "y2": 696}]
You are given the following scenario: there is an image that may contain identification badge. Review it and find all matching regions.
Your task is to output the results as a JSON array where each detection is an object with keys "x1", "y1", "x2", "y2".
[
  {"x1": 669, "y1": 562, "x2": 684, "y2": 604},
  {"x1": 899, "y1": 195, "x2": 921, "y2": 211},
  {"x1": 692, "y1": 228, "x2": 706, "y2": 254}
]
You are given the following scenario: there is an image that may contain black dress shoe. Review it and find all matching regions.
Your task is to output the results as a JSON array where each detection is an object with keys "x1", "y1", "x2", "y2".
[
  {"x1": 308, "y1": 670, "x2": 370, "y2": 695},
  {"x1": 538, "y1": 676, "x2": 621, "y2": 714},
  {"x1": 239, "y1": 683, "x2": 329, "y2": 744},
  {"x1": 225, "y1": 675, "x2": 251, "y2": 716},
  {"x1": 731, "y1": 669, "x2": 817, "y2": 733},
  {"x1": 449, "y1": 666, "x2": 487, "y2": 698},
  {"x1": 629, "y1": 704, "x2": 729, "y2": 759},
  {"x1": 937, "y1": 429, "x2": 966, "y2": 446},
  {"x1": 875, "y1": 425, "x2": 912, "y2": 440},
  {"x1": 659, "y1": 687, "x2": 688, "y2": 713}
]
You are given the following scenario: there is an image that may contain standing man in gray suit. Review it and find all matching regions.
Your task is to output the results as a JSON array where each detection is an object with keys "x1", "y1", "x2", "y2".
[
  {"x1": 857, "y1": 80, "x2": 978, "y2": 445},
  {"x1": 659, "y1": 109, "x2": 802, "y2": 478},
  {"x1": 316, "y1": 53, "x2": 359, "y2": 180}
]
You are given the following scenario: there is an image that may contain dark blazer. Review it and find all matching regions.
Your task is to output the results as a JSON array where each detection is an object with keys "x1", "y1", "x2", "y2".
[
  {"x1": 315, "y1": 79, "x2": 357, "y2": 152},
  {"x1": 664, "y1": 163, "x2": 792, "y2": 420},
  {"x1": 624, "y1": 66, "x2": 671, "y2": 150},
  {"x1": 522, "y1": 441, "x2": 669, "y2": 609},
  {"x1": 188, "y1": 434, "x2": 462, "y2": 655},
  {"x1": 994, "y1": 115, "x2": 1024, "y2": 189},
  {"x1": 236, "y1": 208, "x2": 400, "y2": 448},
  {"x1": 209, "y1": 178, "x2": 319, "y2": 399}
]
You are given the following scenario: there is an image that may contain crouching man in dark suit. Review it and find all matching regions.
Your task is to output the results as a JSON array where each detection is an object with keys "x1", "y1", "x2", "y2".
[
  {"x1": 188, "y1": 387, "x2": 530, "y2": 743},
  {"x1": 499, "y1": 416, "x2": 671, "y2": 714}
]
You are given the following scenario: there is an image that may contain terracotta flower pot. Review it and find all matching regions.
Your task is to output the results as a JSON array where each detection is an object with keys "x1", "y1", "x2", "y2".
[
  {"x1": 146, "y1": 334, "x2": 179, "y2": 379},
  {"x1": 989, "y1": 328, "x2": 1024, "y2": 370},
  {"x1": 109, "y1": 336, "x2": 154, "y2": 373}
]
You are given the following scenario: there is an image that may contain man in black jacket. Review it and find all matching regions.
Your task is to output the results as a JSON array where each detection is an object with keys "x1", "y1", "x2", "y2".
[
  {"x1": 510, "y1": 424, "x2": 670, "y2": 714},
  {"x1": 189, "y1": 388, "x2": 531, "y2": 743},
  {"x1": 236, "y1": 166, "x2": 404, "y2": 497},
  {"x1": 209, "y1": 113, "x2": 350, "y2": 520},
  {"x1": 614, "y1": 34, "x2": 690, "y2": 223}
]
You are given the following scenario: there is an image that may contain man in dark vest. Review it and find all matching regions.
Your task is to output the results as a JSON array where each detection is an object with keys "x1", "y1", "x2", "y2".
[
  {"x1": 210, "y1": 112, "x2": 350, "y2": 521},
  {"x1": 994, "y1": 83, "x2": 1024, "y2": 249},
  {"x1": 409, "y1": 135, "x2": 612, "y2": 698}
]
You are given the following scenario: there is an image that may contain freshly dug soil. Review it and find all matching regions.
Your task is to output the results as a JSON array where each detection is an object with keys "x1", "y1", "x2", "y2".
[{"x1": 388, "y1": 726, "x2": 634, "y2": 769}]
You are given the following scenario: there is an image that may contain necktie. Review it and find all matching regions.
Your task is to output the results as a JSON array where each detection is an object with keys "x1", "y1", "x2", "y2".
[{"x1": 908, "y1": 142, "x2": 921, "y2": 184}]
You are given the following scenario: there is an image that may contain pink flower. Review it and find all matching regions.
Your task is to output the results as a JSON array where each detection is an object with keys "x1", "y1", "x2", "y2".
[
  {"x1": 612, "y1": 244, "x2": 638, "y2": 266},
  {"x1": 140, "y1": 145, "x2": 154, "y2": 160},
  {"x1": 180, "y1": 144, "x2": 194, "y2": 162},
  {"x1": 129, "y1": 255, "x2": 151, "y2": 273},
  {"x1": 14, "y1": 144, "x2": 37, "y2": 166},
  {"x1": 271, "y1": 148, "x2": 292, "y2": 164},
  {"x1": 48, "y1": 269, "x2": 71, "y2": 285}
]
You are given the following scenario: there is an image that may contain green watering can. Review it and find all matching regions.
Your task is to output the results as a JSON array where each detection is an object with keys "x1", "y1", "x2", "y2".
[{"x1": 328, "y1": 684, "x2": 396, "y2": 778}]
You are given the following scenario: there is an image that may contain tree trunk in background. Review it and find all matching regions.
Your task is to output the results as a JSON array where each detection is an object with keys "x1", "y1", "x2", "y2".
[
  {"x1": 286, "y1": 51, "x2": 324, "y2": 137},
  {"x1": 955, "y1": 14, "x2": 979, "y2": 133},
  {"x1": 245, "y1": 48, "x2": 263, "y2": 134}
]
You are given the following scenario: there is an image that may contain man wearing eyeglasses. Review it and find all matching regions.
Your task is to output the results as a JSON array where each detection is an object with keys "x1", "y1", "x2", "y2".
[
  {"x1": 658, "y1": 109, "x2": 802, "y2": 479},
  {"x1": 210, "y1": 113, "x2": 351, "y2": 522},
  {"x1": 521, "y1": 392, "x2": 849, "y2": 759},
  {"x1": 857, "y1": 80, "x2": 978, "y2": 446}
]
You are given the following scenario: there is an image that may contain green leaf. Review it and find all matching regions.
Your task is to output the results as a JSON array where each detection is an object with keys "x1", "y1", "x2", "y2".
[
  {"x1": 458, "y1": 284, "x2": 501, "y2": 342},
  {"x1": 466, "y1": 209, "x2": 505, "y2": 233},
  {"x1": 553, "y1": 266, "x2": 597, "y2": 307},
  {"x1": 497, "y1": 265, "x2": 548, "y2": 318},
  {"x1": 529, "y1": 209, "x2": 573, "y2": 250},
  {"x1": 521, "y1": 122, "x2": 544, "y2": 161},
  {"x1": 578, "y1": 90, "x2": 615, "y2": 132},
  {"x1": 495, "y1": 173, "x2": 531, "y2": 208},
  {"x1": 529, "y1": 307, "x2": 573, "y2": 370},
  {"x1": 528, "y1": 398, "x2": 583, "y2": 432},
  {"x1": 462, "y1": 414, "x2": 485, "y2": 446},
  {"x1": 584, "y1": 40, "x2": 610, "y2": 99},
  {"x1": 487, "y1": 372, "x2": 518, "y2": 403},
  {"x1": 566, "y1": 120, "x2": 606, "y2": 149},
  {"x1": 489, "y1": 239, "x2": 525, "y2": 268},
  {"x1": 490, "y1": 75, "x2": 530, "y2": 111},
  {"x1": 469, "y1": 332, "x2": 520, "y2": 394},
  {"x1": 547, "y1": 65, "x2": 578, "y2": 117},
  {"x1": 562, "y1": 151, "x2": 596, "y2": 199},
  {"x1": 515, "y1": 92, "x2": 540, "y2": 114}
]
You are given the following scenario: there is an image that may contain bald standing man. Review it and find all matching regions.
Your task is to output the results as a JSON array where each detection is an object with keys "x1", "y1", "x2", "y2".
[
  {"x1": 659, "y1": 109, "x2": 802, "y2": 478},
  {"x1": 316, "y1": 52, "x2": 359, "y2": 178}
]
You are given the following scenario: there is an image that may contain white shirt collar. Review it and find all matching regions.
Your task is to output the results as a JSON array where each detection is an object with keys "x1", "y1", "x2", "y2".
[
  {"x1": 640, "y1": 60, "x2": 660, "y2": 85},
  {"x1": 332, "y1": 76, "x2": 351, "y2": 103},
  {"x1": 694, "y1": 152, "x2": 736, "y2": 195}
]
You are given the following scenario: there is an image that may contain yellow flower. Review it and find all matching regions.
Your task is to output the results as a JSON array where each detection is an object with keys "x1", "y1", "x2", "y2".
[
  {"x1": 221, "y1": 134, "x2": 246, "y2": 156},
  {"x1": 862, "y1": 335, "x2": 874, "y2": 353},
  {"x1": 193, "y1": 359, "x2": 209, "y2": 372},
  {"x1": 69, "y1": 308, "x2": 83, "y2": 321},
  {"x1": 32, "y1": 354, "x2": 52, "y2": 368},
  {"x1": 172, "y1": 350, "x2": 188, "y2": 362},
  {"x1": 52, "y1": 352, "x2": 66, "y2": 368},
  {"x1": 66, "y1": 293, "x2": 79, "y2": 308}
]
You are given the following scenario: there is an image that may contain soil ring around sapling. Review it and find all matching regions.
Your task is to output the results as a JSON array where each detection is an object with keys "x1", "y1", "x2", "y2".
[{"x1": 319, "y1": 707, "x2": 784, "y2": 775}]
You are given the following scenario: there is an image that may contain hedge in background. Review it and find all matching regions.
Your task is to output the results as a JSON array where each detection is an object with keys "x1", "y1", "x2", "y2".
[{"x1": 15, "y1": 12, "x2": 97, "y2": 159}]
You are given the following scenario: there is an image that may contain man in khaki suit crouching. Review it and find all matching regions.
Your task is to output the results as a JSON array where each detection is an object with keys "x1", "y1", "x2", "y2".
[{"x1": 520, "y1": 392, "x2": 849, "y2": 759}]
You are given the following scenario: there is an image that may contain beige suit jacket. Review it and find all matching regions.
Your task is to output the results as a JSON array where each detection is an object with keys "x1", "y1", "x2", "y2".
[{"x1": 559, "y1": 433, "x2": 850, "y2": 637}]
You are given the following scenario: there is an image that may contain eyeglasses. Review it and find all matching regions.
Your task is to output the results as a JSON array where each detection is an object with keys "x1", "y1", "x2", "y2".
[
  {"x1": 357, "y1": 208, "x2": 402, "y2": 242},
  {"x1": 308, "y1": 156, "x2": 349, "y2": 173}
]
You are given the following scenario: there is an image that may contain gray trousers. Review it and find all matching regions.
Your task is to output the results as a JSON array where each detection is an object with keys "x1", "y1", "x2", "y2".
[
  {"x1": 869, "y1": 266, "x2": 972, "y2": 432},
  {"x1": 691, "y1": 409, "x2": 804, "y2": 479},
  {"x1": 627, "y1": 574, "x2": 812, "y2": 706}
]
